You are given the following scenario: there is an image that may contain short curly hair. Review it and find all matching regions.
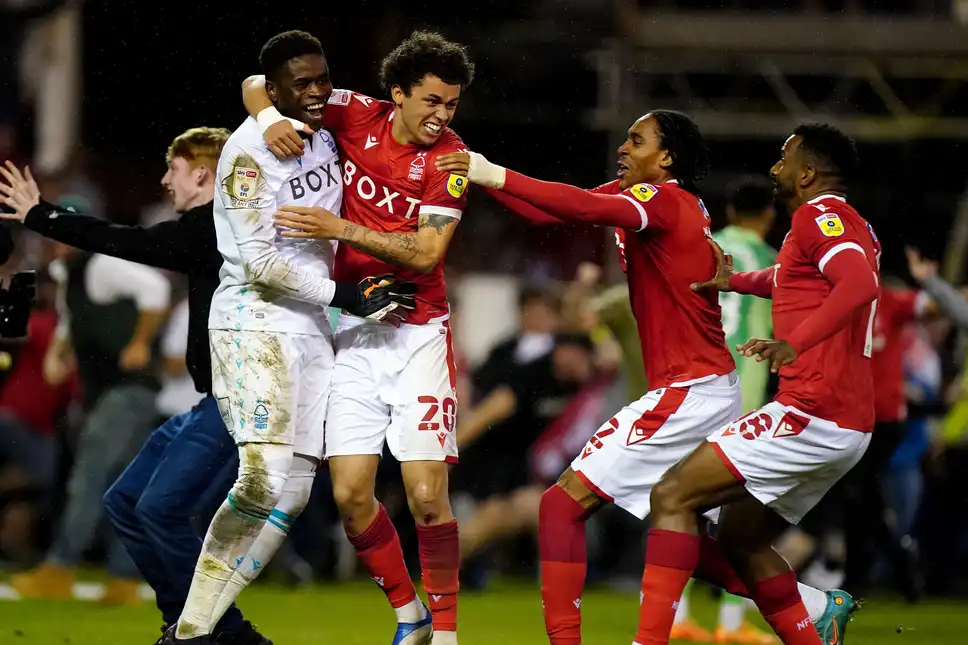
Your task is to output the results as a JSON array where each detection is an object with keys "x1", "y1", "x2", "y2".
[
  {"x1": 379, "y1": 31, "x2": 475, "y2": 95},
  {"x1": 260, "y1": 30, "x2": 325, "y2": 83},
  {"x1": 793, "y1": 122, "x2": 859, "y2": 181}
]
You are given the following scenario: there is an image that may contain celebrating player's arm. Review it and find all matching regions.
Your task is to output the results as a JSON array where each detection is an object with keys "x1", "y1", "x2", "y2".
[
  {"x1": 0, "y1": 160, "x2": 220, "y2": 274},
  {"x1": 218, "y1": 143, "x2": 414, "y2": 317},
  {"x1": 274, "y1": 156, "x2": 467, "y2": 274},
  {"x1": 434, "y1": 151, "x2": 655, "y2": 231},
  {"x1": 690, "y1": 236, "x2": 776, "y2": 300}
]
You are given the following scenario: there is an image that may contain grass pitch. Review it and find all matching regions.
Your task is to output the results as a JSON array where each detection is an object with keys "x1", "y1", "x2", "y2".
[{"x1": 0, "y1": 579, "x2": 963, "y2": 644}]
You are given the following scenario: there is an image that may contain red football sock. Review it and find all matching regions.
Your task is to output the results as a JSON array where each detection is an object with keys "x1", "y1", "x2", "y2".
[
  {"x1": 417, "y1": 520, "x2": 460, "y2": 633},
  {"x1": 694, "y1": 534, "x2": 751, "y2": 598},
  {"x1": 346, "y1": 505, "x2": 417, "y2": 609},
  {"x1": 539, "y1": 486, "x2": 591, "y2": 645},
  {"x1": 751, "y1": 572, "x2": 822, "y2": 645},
  {"x1": 634, "y1": 529, "x2": 700, "y2": 645}
]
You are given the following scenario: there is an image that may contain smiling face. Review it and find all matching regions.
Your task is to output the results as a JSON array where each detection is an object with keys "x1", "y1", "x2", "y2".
[
  {"x1": 615, "y1": 115, "x2": 673, "y2": 190},
  {"x1": 161, "y1": 156, "x2": 205, "y2": 213},
  {"x1": 266, "y1": 53, "x2": 332, "y2": 131},
  {"x1": 391, "y1": 74, "x2": 461, "y2": 147}
]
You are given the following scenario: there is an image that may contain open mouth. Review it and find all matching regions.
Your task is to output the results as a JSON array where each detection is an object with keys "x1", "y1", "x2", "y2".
[
  {"x1": 617, "y1": 161, "x2": 630, "y2": 178},
  {"x1": 303, "y1": 102, "x2": 325, "y2": 119},
  {"x1": 422, "y1": 122, "x2": 443, "y2": 137}
]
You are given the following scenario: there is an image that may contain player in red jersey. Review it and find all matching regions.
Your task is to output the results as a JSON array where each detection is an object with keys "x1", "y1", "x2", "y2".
[
  {"x1": 437, "y1": 117, "x2": 856, "y2": 645},
  {"x1": 613, "y1": 123, "x2": 878, "y2": 645},
  {"x1": 440, "y1": 111, "x2": 777, "y2": 643},
  {"x1": 241, "y1": 32, "x2": 474, "y2": 645}
]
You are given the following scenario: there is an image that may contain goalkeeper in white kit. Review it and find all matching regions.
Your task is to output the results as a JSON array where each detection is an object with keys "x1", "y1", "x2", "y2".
[{"x1": 165, "y1": 32, "x2": 416, "y2": 644}]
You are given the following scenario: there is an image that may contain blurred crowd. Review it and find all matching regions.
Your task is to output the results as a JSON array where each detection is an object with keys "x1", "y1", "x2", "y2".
[{"x1": 4, "y1": 0, "x2": 968, "y2": 613}]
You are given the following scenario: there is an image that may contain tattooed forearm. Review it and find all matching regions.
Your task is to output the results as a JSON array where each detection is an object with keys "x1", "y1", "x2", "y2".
[
  {"x1": 418, "y1": 213, "x2": 454, "y2": 234},
  {"x1": 339, "y1": 220, "x2": 423, "y2": 268}
]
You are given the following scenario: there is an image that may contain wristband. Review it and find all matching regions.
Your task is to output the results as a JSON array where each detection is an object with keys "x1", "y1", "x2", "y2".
[{"x1": 256, "y1": 106, "x2": 286, "y2": 133}]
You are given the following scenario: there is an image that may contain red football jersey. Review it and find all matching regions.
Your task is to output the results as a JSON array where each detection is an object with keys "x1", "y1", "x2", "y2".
[
  {"x1": 323, "y1": 89, "x2": 469, "y2": 324},
  {"x1": 604, "y1": 180, "x2": 735, "y2": 389},
  {"x1": 871, "y1": 288, "x2": 923, "y2": 423},
  {"x1": 772, "y1": 195, "x2": 881, "y2": 432}
]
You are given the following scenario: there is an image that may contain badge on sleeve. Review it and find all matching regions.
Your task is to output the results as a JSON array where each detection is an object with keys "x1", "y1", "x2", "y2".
[
  {"x1": 231, "y1": 167, "x2": 260, "y2": 202},
  {"x1": 815, "y1": 213, "x2": 844, "y2": 237},
  {"x1": 223, "y1": 152, "x2": 266, "y2": 208},
  {"x1": 447, "y1": 173, "x2": 467, "y2": 198},
  {"x1": 629, "y1": 183, "x2": 658, "y2": 202}
]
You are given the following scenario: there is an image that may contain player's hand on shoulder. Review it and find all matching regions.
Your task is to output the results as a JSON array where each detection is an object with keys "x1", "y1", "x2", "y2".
[
  {"x1": 435, "y1": 151, "x2": 470, "y2": 176},
  {"x1": 690, "y1": 237, "x2": 734, "y2": 293},
  {"x1": 263, "y1": 119, "x2": 312, "y2": 159},
  {"x1": 275, "y1": 205, "x2": 342, "y2": 239},
  {"x1": 436, "y1": 151, "x2": 506, "y2": 188},
  {"x1": 738, "y1": 338, "x2": 797, "y2": 373},
  {"x1": 350, "y1": 274, "x2": 418, "y2": 323},
  {"x1": 0, "y1": 161, "x2": 41, "y2": 222}
]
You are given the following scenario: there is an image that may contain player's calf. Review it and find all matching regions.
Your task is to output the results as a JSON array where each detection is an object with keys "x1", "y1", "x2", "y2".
[
  {"x1": 402, "y1": 461, "x2": 459, "y2": 643},
  {"x1": 175, "y1": 444, "x2": 291, "y2": 641},
  {"x1": 208, "y1": 456, "x2": 318, "y2": 630},
  {"x1": 538, "y1": 472, "x2": 602, "y2": 645}
]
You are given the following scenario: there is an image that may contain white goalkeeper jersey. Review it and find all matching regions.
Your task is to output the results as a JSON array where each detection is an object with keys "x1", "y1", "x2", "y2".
[{"x1": 209, "y1": 117, "x2": 343, "y2": 336}]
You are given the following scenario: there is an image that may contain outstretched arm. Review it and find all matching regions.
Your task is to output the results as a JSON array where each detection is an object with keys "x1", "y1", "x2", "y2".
[
  {"x1": 436, "y1": 152, "x2": 645, "y2": 230},
  {"x1": 483, "y1": 188, "x2": 568, "y2": 225}
]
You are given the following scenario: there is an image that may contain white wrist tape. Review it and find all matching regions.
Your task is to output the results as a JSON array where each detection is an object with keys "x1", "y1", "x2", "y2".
[
  {"x1": 467, "y1": 151, "x2": 507, "y2": 189},
  {"x1": 256, "y1": 106, "x2": 286, "y2": 133}
]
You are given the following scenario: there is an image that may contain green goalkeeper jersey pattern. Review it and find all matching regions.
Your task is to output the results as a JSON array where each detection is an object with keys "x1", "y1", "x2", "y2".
[{"x1": 713, "y1": 226, "x2": 777, "y2": 413}]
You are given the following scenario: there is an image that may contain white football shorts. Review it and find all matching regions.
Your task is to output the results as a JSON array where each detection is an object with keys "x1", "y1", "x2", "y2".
[
  {"x1": 707, "y1": 401, "x2": 871, "y2": 524},
  {"x1": 571, "y1": 372, "x2": 743, "y2": 520},
  {"x1": 325, "y1": 315, "x2": 459, "y2": 463},
  {"x1": 210, "y1": 329, "x2": 334, "y2": 459}
]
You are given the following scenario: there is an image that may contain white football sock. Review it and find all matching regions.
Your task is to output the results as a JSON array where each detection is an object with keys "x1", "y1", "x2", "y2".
[
  {"x1": 208, "y1": 457, "x2": 316, "y2": 630},
  {"x1": 175, "y1": 445, "x2": 291, "y2": 639},
  {"x1": 717, "y1": 594, "x2": 746, "y2": 632},
  {"x1": 395, "y1": 597, "x2": 427, "y2": 624},
  {"x1": 799, "y1": 582, "x2": 829, "y2": 623},
  {"x1": 432, "y1": 629, "x2": 457, "y2": 645}
]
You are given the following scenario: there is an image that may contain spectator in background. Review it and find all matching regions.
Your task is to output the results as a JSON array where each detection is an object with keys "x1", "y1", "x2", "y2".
[
  {"x1": 0, "y1": 269, "x2": 75, "y2": 563},
  {"x1": 11, "y1": 216, "x2": 169, "y2": 604},
  {"x1": 839, "y1": 277, "x2": 931, "y2": 601},
  {"x1": 472, "y1": 284, "x2": 561, "y2": 396},
  {"x1": 1, "y1": 0, "x2": 82, "y2": 175},
  {"x1": 454, "y1": 332, "x2": 596, "y2": 587},
  {"x1": 155, "y1": 297, "x2": 205, "y2": 419}
]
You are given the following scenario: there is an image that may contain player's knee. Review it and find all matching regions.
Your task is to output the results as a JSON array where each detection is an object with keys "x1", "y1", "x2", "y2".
[
  {"x1": 406, "y1": 478, "x2": 449, "y2": 524},
  {"x1": 331, "y1": 475, "x2": 375, "y2": 519},
  {"x1": 280, "y1": 469, "x2": 315, "y2": 518},
  {"x1": 230, "y1": 470, "x2": 288, "y2": 519},
  {"x1": 229, "y1": 444, "x2": 293, "y2": 519}
]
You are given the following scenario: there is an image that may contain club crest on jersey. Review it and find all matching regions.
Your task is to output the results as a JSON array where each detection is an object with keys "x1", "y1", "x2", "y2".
[
  {"x1": 815, "y1": 213, "x2": 844, "y2": 237},
  {"x1": 447, "y1": 173, "x2": 467, "y2": 198},
  {"x1": 629, "y1": 183, "x2": 658, "y2": 202},
  {"x1": 409, "y1": 153, "x2": 426, "y2": 182}
]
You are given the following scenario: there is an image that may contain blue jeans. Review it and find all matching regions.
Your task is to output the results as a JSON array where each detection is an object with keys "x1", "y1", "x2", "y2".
[{"x1": 103, "y1": 396, "x2": 244, "y2": 632}]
